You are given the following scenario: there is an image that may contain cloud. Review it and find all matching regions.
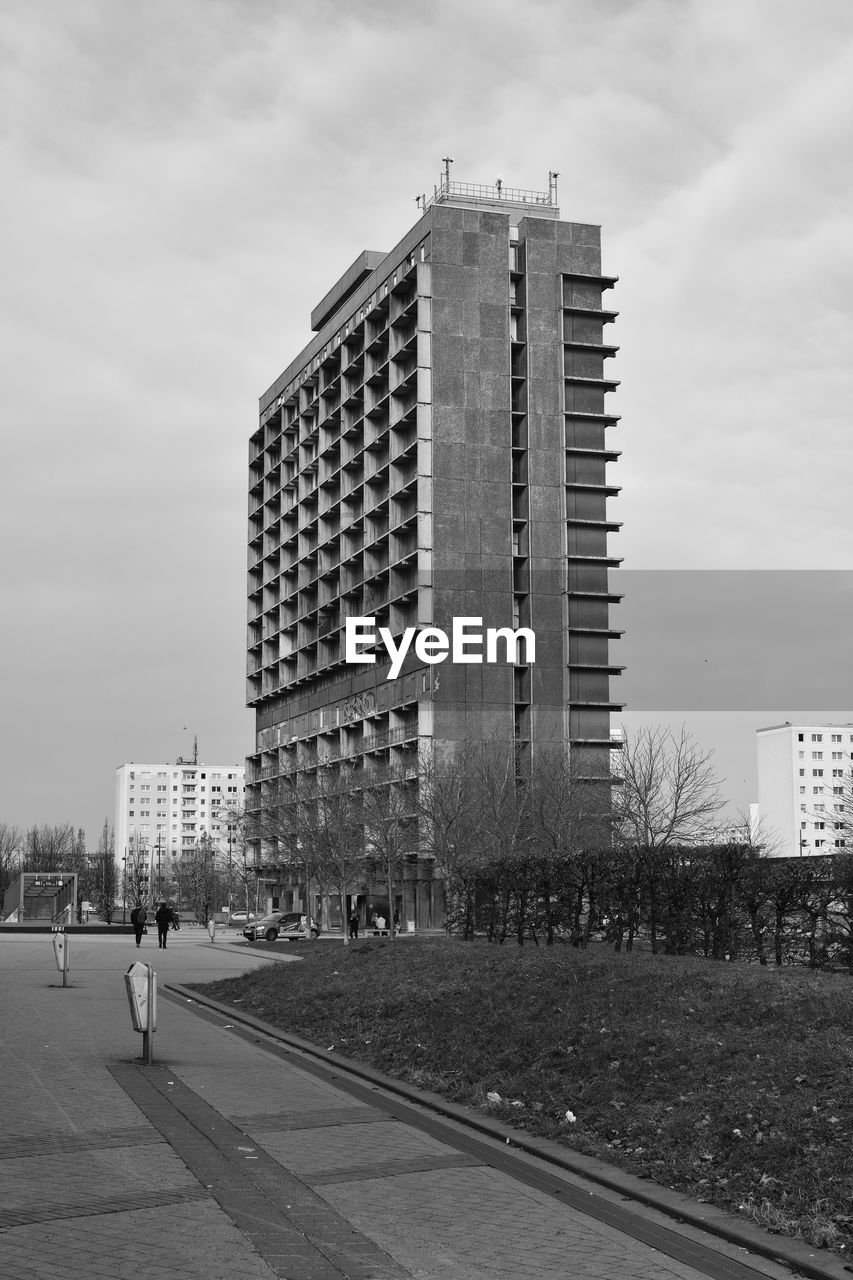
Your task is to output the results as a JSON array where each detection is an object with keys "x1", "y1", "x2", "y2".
[{"x1": 1, "y1": 0, "x2": 852, "y2": 833}]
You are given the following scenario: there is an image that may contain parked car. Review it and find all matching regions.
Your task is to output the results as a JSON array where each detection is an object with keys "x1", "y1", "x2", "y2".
[
  {"x1": 243, "y1": 911, "x2": 320, "y2": 943},
  {"x1": 228, "y1": 911, "x2": 255, "y2": 926}
]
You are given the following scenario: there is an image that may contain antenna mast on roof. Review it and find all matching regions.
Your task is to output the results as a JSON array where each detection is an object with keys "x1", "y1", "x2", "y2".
[
  {"x1": 441, "y1": 155, "x2": 454, "y2": 194},
  {"x1": 193, "y1": 734, "x2": 198, "y2": 766}
]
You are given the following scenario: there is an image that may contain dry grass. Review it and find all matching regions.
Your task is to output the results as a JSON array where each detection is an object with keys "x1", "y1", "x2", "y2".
[{"x1": 193, "y1": 937, "x2": 853, "y2": 1256}]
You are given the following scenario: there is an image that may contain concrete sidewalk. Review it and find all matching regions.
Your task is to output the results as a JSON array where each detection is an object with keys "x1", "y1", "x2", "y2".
[{"x1": 0, "y1": 931, "x2": 843, "y2": 1280}]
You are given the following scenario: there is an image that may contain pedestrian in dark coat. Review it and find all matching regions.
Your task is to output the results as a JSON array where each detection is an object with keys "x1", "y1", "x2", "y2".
[
  {"x1": 155, "y1": 902, "x2": 174, "y2": 949},
  {"x1": 130, "y1": 905, "x2": 146, "y2": 948},
  {"x1": 348, "y1": 908, "x2": 359, "y2": 940}
]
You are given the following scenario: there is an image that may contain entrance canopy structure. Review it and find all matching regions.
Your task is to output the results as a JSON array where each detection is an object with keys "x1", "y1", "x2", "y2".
[{"x1": 1, "y1": 872, "x2": 78, "y2": 924}]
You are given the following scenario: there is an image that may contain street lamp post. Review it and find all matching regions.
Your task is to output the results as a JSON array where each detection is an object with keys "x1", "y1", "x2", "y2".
[
  {"x1": 226, "y1": 825, "x2": 233, "y2": 919},
  {"x1": 122, "y1": 854, "x2": 127, "y2": 925}
]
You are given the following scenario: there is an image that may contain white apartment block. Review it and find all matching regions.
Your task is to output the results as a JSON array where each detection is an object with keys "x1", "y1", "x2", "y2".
[
  {"x1": 756, "y1": 722, "x2": 853, "y2": 858},
  {"x1": 115, "y1": 760, "x2": 246, "y2": 873}
]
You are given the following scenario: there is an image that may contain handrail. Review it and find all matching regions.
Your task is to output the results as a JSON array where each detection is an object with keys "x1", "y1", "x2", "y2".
[{"x1": 425, "y1": 179, "x2": 554, "y2": 210}]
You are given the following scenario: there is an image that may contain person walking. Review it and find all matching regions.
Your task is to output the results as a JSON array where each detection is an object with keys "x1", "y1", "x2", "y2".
[
  {"x1": 348, "y1": 907, "x2": 359, "y2": 940},
  {"x1": 155, "y1": 901, "x2": 174, "y2": 949},
  {"x1": 130, "y1": 904, "x2": 147, "y2": 948}
]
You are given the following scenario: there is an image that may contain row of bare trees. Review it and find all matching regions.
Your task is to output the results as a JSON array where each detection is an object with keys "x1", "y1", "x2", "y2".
[
  {"x1": 0, "y1": 820, "x2": 121, "y2": 921},
  {"x1": 415, "y1": 727, "x2": 853, "y2": 971},
  {"x1": 253, "y1": 762, "x2": 417, "y2": 944}
]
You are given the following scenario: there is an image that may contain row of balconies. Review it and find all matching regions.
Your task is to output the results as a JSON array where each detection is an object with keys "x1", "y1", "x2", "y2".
[
  {"x1": 249, "y1": 562, "x2": 420, "y2": 658},
  {"x1": 248, "y1": 718, "x2": 421, "y2": 783},
  {"x1": 250, "y1": 418, "x2": 418, "y2": 523},
  {"x1": 249, "y1": 496, "x2": 418, "y2": 590},
  {"x1": 252, "y1": 261, "x2": 420, "y2": 462},
  {"x1": 251, "y1": 609, "x2": 421, "y2": 692},
  {"x1": 272, "y1": 512, "x2": 418, "y2": 583}
]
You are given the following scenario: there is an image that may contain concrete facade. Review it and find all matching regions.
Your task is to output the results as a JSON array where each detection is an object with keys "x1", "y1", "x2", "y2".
[
  {"x1": 246, "y1": 179, "x2": 622, "y2": 918},
  {"x1": 115, "y1": 760, "x2": 246, "y2": 889},
  {"x1": 756, "y1": 722, "x2": 853, "y2": 858}
]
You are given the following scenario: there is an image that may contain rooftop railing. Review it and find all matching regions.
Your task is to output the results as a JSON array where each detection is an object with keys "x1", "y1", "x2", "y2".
[{"x1": 424, "y1": 177, "x2": 556, "y2": 212}]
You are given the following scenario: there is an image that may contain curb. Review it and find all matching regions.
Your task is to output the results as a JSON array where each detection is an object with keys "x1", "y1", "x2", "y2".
[{"x1": 164, "y1": 981, "x2": 850, "y2": 1280}]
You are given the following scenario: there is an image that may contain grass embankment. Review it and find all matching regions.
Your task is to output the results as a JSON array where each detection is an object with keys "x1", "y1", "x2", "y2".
[{"x1": 193, "y1": 938, "x2": 852, "y2": 1256}]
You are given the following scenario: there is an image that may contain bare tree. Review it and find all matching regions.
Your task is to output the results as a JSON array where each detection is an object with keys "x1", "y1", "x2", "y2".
[
  {"x1": 0, "y1": 824, "x2": 23, "y2": 907},
  {"x1": 528, "y1": 748, "x2": 612, "y2": 946},
  {"x1": 214, "y1": 802, "x2": 255, "y2": 920},
  {"x1": 170, "y1": 832, "x2": 222, "y2": 924},
  {"x1": 613, "y1": 726, "x2": 724, "y2": 952},
  {"x1": 312, "y1": 764, "x2": 367, "y2": 946},
  {"x1": 92, "y1": 820, "x2": 118, "y2": 923},
  {"x1": 417, "y1": 743, "x2": 492, "y2": 938},
  {"x1": 362, "y1": 759, "x2": 418, "y2": 941},
  {"x1": 21, "y1": 823, "x2": 75, "y2": 873},
  {"x1": 125, "y1": 834, "x2": 150, "y2": 909},
  {"x1": 256, "y1": 776, "x2": 328, "y2": 937},
  {"x1": 735, "y1": 811, "x2": 782, "y2": 965}
]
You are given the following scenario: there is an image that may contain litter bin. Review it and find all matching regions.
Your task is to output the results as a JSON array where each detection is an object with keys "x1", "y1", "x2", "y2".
[{"x1": 125, "y1": 961, "x2": 157, "y2": 1062}]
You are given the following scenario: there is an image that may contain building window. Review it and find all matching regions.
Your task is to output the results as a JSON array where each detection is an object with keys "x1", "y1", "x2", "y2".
[
  {"x1": 813, "y1": 769, "x2": 824, "y2": 777},
  {"x1": 812, "y1": 751, "x2": 823, "y2": 760},
  {"x1": 799, "y1": 769, "x2": 805, "y2": 776},
  {"x1": 832, "y1": 734, "x2": 842, "y2": 742},
  {"x1": 812, "y1": 734, "x2": 822, "y2": 742}
]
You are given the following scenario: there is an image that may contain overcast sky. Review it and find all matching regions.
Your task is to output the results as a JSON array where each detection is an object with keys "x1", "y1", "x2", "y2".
[{"x1": 2, "y1": 0, "x2": 852, "y2": 842}]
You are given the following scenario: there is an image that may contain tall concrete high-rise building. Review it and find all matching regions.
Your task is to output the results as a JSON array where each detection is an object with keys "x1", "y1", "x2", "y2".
[{"x1": 246, "y1": 171, "x2": 622, "y2": 925}]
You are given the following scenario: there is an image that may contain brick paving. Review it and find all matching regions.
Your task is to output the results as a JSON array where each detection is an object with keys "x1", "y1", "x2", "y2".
[{"x1": 0, "y1": 930, "x2": 822, "y2": 1280}]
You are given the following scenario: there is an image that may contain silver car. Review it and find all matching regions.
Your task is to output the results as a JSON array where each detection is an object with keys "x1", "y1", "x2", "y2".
[{"x1": 243, "y1": 911, "x2": 320, "y2": 943}]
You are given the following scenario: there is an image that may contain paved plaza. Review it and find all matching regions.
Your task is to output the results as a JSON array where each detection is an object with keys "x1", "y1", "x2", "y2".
[{"x1": 0, "y1": 929, "x2": 843, "y2": 1280}]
